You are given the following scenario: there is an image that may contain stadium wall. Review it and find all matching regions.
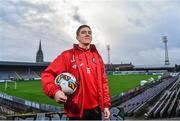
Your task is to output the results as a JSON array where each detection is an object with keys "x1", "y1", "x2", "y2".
[{"x1": 0, "y1": 93, "x2": 64, "y2": 113}]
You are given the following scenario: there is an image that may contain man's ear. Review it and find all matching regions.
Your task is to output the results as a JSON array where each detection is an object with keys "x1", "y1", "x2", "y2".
[{"x1": 76, "y1": 36, "x2": 79, "y2": 41}]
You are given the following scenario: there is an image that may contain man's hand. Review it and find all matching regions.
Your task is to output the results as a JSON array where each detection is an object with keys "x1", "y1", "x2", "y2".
[
  {"x1": 104, "y1": 107, "x2": 110, "y2": 119},
  {"x1": 54, "y1": 90, "x2": 67, "y2": 103}
]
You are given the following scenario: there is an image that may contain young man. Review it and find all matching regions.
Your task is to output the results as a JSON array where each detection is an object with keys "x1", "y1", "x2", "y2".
[{"x1": 41, "y1": 25, "x2": 111, "y2": 120}]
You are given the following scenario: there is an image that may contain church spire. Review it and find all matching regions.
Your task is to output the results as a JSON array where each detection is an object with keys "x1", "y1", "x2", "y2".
[
  {"x1": 39, "y1": 40, "x2": 42, "y2": 51},
  {"x1": 36, "y1": 40, "x2": 44, "y2": 63}
]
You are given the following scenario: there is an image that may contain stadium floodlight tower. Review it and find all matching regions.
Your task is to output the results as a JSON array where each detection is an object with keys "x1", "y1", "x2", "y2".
[
  {"x1": 107, "y1": 45, "x2": 110, "y2": 70},
  {"x1": 107, "y1": 45, "x2": 110, "y2": 65},
  {"x1": 162, "y1": 36, "x2": 170, "y2": 65}
]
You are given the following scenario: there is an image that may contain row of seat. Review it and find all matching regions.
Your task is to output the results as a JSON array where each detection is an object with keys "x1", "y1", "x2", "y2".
[
  {"x1": 118, "y1": 76, "x2": 178, "y2": 116},
  {"x1": 0, "y1": 71, "x2": 41, "y2": 80},
  {"x1": 145, "y1": 76, "x2": 180, "y2": 118}
]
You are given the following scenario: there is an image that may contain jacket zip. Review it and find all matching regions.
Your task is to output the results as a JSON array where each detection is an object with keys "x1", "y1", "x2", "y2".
[{"x1": 84, "y1": 52, "x2": 89, "y2": 66}]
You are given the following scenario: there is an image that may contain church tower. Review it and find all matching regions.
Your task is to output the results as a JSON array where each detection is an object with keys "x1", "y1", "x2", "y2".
[{"x1": 36, "y1": 40, "x2": 44, "y2": 63}]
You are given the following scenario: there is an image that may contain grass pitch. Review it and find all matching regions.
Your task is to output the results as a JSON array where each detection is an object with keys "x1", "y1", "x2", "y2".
[
  {"x1": 0, "y1": 74, "x2": 158, "y2": 106},
  {"x1": 108, "y1": 74, "x2": 158, "y2": 96},
  {"x1": 0, "y1": 80, "x2": 59, "y2": 106}
]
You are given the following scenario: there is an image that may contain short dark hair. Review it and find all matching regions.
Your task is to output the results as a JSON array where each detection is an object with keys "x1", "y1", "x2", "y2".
[{"x1": 76, "y1": 25, "x2": 91, "y2": 36}]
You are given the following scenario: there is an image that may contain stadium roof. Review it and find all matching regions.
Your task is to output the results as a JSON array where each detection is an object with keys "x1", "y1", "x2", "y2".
[
  {"x1": 134, "y1": 64, "x2": 175, "y2": 69},
  {"x1": 0, "y1": 61, "x2": 50, "y2": 67}
]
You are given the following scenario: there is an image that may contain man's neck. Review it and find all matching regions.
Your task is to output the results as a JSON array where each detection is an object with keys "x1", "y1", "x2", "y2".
[{"x1": 78, "y1": 43, "x2": 90, "y2": 50}]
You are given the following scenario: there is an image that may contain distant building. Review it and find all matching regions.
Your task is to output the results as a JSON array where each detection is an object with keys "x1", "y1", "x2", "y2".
[
  {"x1": 105, "y1": 63, "x2": 134, "y2": 71},
  {"x1": 114, "y1": 63, "x2": 134, "y2": 71},
  {"x1": 36, "y1": 40, "x2": 44, "y2": 63}
]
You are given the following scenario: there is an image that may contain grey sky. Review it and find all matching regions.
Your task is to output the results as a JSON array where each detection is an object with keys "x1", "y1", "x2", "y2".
[{"x1": 0, "y1": 0, "x2": 179, "y2": 65}]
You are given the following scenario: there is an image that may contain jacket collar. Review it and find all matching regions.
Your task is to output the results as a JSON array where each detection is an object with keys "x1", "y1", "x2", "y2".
[{"x1": 73, "y1": 44, "x2": 97, "y2": 52}]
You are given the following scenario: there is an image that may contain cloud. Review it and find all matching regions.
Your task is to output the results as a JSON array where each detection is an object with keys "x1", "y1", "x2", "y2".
[
  {"x1": 72, "y1": 7, "x2": 86, "y2": 24},
  {"x1": 0, "y1": 0, "x2": 179, "y2": 65},
  {"x1": 79, "y1": 0, "x2": 180, "y2": 65}
]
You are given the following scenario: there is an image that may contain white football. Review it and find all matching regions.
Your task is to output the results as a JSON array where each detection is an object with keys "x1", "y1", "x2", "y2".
[{"x1": 55, "y1": 72, "x2": 77, "y2": 95}]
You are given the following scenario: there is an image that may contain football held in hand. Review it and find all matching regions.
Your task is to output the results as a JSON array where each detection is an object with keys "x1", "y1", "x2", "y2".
[{"x1": 55, "y1": 72, "x2": 77, "y2": 95}]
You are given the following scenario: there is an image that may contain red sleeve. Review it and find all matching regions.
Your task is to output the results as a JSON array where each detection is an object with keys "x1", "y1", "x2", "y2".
[
  {"x1": 41, "y1": 52, "x2": 67, "y2": 98},
  {"x1": 100, "y1": 57, "x2": 111, "y2": 108}
]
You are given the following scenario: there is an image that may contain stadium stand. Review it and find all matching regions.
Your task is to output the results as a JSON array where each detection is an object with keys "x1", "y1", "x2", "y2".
[
  {"x1": 118, "y1": 76, "x2": 178, "y2": 117},
  {"x1": 0, "y1": 61, "x2": 49, "y2": 81},
  {"x1": 15, "y1": 71, "x2": 40, "y2": 80},
  {"x1": 0, "y1": 71, "x2": 17, "y2": 80},
  {"x1": 145, "y1": 75, "x2": 180, "y2": 119}
]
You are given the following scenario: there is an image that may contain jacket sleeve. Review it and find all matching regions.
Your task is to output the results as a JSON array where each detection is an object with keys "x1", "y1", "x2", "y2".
[
  {"x1": 100, "y1": 57, "x2": 111, "y2": 108},
  {"x1": 41, "y1": 52, "x2": 67, "y2": 98}
]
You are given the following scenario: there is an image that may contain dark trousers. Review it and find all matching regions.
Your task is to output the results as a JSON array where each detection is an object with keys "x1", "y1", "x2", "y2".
[{"x1": 69, "y1": 107, "x2": 102, "y2": 120}]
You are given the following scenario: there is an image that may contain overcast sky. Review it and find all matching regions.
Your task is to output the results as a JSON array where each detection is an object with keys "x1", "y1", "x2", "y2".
[{"x1": 0, "y1": 0, "x2": 179, "y2": 65}]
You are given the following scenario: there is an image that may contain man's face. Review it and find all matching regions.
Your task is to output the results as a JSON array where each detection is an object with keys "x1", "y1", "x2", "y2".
[{"x1": 76, "y1": 27, "x2": 92, "y2": 45}]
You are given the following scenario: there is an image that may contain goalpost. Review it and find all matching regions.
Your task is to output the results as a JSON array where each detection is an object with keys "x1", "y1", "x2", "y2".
[{"x1": 5, "y1": 80, "x2": 17, "y2": 91}]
